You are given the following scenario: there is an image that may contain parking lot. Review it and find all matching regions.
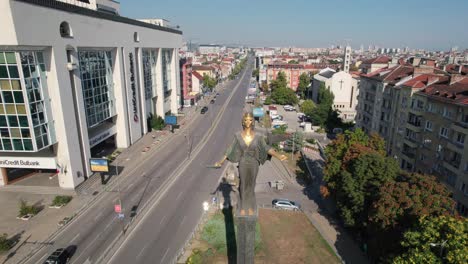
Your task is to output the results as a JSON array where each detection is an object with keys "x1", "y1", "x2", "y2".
[{"x1": 265, "y1": 104, "x2": 305, "y2": 132}]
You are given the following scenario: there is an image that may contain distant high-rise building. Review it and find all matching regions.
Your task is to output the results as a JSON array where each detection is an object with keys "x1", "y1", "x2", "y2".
[{"x1": 343, "y1": 46, "x2": 352, "y2": 73}]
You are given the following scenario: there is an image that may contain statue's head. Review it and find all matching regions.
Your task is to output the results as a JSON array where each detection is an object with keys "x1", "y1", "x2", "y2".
[{"x1": 242, "y1": 112, "x2": 255, "y2": 130}]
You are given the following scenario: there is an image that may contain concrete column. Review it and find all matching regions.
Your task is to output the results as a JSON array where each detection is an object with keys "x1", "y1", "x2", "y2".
[
  {"x1": 236, "y1": 215, "x2": 257, "y2": 264},
  {"x1": 0, "y1": 168, "x2": 7, "y2": 186},
  {"x1": 170, "y1": 48, "x2": 180, "y2": 114},
  {"x1": 155, "y1": 49, "x2": 164, "y2": 117}
]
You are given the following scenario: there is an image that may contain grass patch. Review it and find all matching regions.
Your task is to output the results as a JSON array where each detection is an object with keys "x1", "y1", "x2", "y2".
[
  {"x1": 51, "y1": 195, "x2": 73, "y2": 207},
  {"x1": 0, "y1": 233, "x2": 12, "y2": 253},
  {"x1": 18, "y1": 200, "x2": 40, "y2": 217},
  {"x1": 187, "y1": 209, "x2": 339, "y2": 264}
]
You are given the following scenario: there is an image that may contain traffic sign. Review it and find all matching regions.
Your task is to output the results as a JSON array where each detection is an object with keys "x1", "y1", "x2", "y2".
[
  {"x1": 118, "y1": 213, "x2": 124, "y2": 219},
  {"x1": 114, "y1": 204, "x2": 122, "y2": 213}
]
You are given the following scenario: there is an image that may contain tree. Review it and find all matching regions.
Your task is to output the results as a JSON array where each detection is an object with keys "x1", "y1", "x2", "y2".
[
  {"x1": 202, "y1": 74, "x2": 217, "y2": 91},
  {"x1": 260, "y1": 81, "x2": 269, "y2": 93},
  {"x1": 300, "y1": 100, "x2": 316, "y2": 117},
  {"x1": 324, "y1": 129, "x2": 371, "y2": 191},
  {"x1": 297, "y1": 73, "x2": 310, "y2": 99},
  {"x1": 252, "y1": 68, "x2": 259, "y2": 78},
  {"x1": 288, "y1": 60, "x2": 299, "y2": 64},
  {"x1": 264, "y1": 96, "x2": 272, "y2": 105},
  {"x1": 370, "y1": 173, "x2": 455, "y2": 229},
  {"x1": 368, "y1": 173, "x2": 456, "y2": 259},
  {"x1": 308, "y1": 83, "x2": 334, "y2": 126},
  {"x1": 271, "y1": 86, "x2": 298, "y2": 105},
  {"x1": 270, "y1": 71, "x2": 287, "y2": 91},
  {"x1": 336, "y1": 153, "x2": 399, "y2": 228},
  {"x1": 392, "y1": 216, "x2": 467, "y2": 264},
  {"x1": 284, "y1": 131, "x2": 304, "y2": 153}
]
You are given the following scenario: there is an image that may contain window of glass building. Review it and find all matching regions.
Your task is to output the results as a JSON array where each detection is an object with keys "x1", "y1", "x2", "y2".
[
  {"x1": 0, "y1": 51, "x2": 54, "y2": 152},
  {"x1": 78, "y1": 50, "x2": 115, "y2": 128},
  {"x1": 142, "y1": 50, "x2": 158, "y2": 100},
  {"x1": 161, "y1": 49, "x2": 172, "y2": 97}
]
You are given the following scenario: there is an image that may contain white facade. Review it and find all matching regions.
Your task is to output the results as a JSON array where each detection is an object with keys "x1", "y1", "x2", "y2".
[
  {"x1": 0, "y1": 0, "x2": 182, "y2": 189},
  {"x1": 312, "y1": 69, "x2": 359, "y2": 121},
  {"x1": 198, "y1": 45, "x2": 220, "y2": 55}
]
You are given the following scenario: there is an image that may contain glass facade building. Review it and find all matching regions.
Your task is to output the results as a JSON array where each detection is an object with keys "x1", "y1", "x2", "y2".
[
  {"x1": 142, "y1": 50, "x2": 157, "y2": 100},
  {"x1": 0, "y1": 51, "x2": 55, "y2": 152},
  {"x1": 162, "y1": 49, "x2": 172, "y2": 97},
  {"x1": 78, "y1": 50, "x2": 116, "y2": 128}
]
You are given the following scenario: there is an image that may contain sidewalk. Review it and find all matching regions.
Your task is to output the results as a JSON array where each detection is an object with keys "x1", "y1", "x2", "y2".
[{"x1": 0, "y1": 95, "x2": 207, "y2": 264}]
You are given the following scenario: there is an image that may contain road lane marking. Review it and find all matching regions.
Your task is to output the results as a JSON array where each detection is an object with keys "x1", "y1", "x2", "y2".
[
  {"x1": 104, "y1": 216, "x2": 117, "y2": 231},
  {"x1": 160, "y1": 215, "x2": 167, "y2": 225},
  {"x1": 176, "y1": 192, "x2": 183, "y2": 201},
  {"x1": 70, "y1": 233, "x2": 80, "y2": 243},
  {"x1": 136, "y1": 244, "x2": 148, "y2": 259},
  {"x1": 94, "y1": 212, "x2": 103, "y2": 221},
  {"x1": 40, "y1": 253, "x2": 48, "y2": 261},
  {"x1": 161, "y1": 248, "x2": 170, "y2": 263},
  {"x1": 180, "y1": 216, "x2": 186, "y2": 226},
  {"x1": 127, "y1": 182, "x2": 135, "y2": 190}
]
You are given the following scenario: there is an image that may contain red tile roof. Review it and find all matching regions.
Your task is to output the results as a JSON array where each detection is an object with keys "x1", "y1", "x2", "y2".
[
  {"x1": 419, "y1": 76, "x2": 468, "y2": 105},
  {"x1": 362, "y1": 56, "x2": 390, "y2": 65},
  {"x1": 192, "y1": 71, "x2": 204, "y2": 80}
]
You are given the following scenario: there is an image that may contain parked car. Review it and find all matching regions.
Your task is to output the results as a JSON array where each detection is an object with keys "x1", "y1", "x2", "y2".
[
  {"x1": 283, "y1": 105, "x2": 295, "y2": 111},
  {"x1": 200, "y1": 106, "x2": 208, "y2": 114},
  {"x1": 297, "y1": 112, "x2": 305, "y2": 119},
  {"x1": 271, "y1": 114, "x2": 283, "y2": 120},
  {"x1": 272, "y1": 120, "x2": 287, "y2": 126},
  {"x1": 272, "y1": 199, "x2": 301, "y2": 211},
  {"x1": 43, "y1": 248, "x2": 70, "y2": 264}
]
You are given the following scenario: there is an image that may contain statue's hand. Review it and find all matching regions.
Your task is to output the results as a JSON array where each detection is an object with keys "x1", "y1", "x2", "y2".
[{"x1": 278, "y1": 154, "x2": 288, "y2": 161}]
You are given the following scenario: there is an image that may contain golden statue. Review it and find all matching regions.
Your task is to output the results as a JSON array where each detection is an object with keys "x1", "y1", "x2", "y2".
[{"x1": 215, "y1": 112, "x2": 287, "y2": 216}]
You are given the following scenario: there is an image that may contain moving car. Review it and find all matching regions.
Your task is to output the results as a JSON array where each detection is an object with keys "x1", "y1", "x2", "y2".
[
  {"x1": 200, "y1": 106, "x2": 208, "y2": 114},
  {"x1": 272, "y1": 199, "x2": 301, "y2": 211},
  {"x1": 43, "y1": 248, "x2": 69, "y2": 264}
]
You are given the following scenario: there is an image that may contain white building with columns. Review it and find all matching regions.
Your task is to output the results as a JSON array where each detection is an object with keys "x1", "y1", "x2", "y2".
[{"x1": 0, "y1": 0, "x2": 183, "y2": 189}]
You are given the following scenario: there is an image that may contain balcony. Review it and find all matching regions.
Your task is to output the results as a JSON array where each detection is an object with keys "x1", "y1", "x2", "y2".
[
  {"x1": 409, "y1": 106, "x2": 424, "y2": 115},
  {"x1": 404, "y1": 137, "x2": 419, "y2": 148},
  {"x1": 452, "y1": 121, "x2": 468, "y2": 133},
  {"x1": 447, "y1": 139, "x2": 464, "y2": 153},
  {"x1": 401, "y1": 150, "x2": 416, "y2": 162},
  {"x1": 443, "y1": 160, "x2": 461, "y2": 173},
  {"x1": 406, "y1": 122, "x2": 422, "y2": 132}
]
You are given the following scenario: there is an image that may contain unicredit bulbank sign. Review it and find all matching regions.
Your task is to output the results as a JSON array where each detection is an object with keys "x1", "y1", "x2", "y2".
[{"x1": 0, "y1": 157, "x2": 57, "y2": 169}]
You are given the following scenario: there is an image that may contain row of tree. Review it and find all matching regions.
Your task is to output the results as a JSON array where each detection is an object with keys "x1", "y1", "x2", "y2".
[
  {"x1": 322, "y1": 129, "x2": 467, "y2": 262},
  {"x1": 228, "y1": 57, "x2": 247, "y2": 80}
]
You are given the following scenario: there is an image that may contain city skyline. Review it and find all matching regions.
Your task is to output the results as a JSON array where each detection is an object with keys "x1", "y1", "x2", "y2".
[{"x1": 122, "y1": 0, "x2": 468, "y2": 51}]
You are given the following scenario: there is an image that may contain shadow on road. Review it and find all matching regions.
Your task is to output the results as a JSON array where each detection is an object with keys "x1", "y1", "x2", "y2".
[
  {"x1": 100, "y1": 165, "x2": 125, "y2": 185},
  {"x1": 212, "y1": 178, "x2": 237, "y2": 264},
  {"x1": 130, "y1": 175, "x2": 152, "y2": 218}
]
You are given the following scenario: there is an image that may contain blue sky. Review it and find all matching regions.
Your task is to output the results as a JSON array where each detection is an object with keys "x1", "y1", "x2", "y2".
[{"x1": 121, "y1": 0, "x2": 468, "y2": 51}]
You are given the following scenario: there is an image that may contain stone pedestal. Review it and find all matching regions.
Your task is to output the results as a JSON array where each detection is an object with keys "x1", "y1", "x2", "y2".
[{"x1": 235, "y1": 213, "x2": 257, "y2": 264}]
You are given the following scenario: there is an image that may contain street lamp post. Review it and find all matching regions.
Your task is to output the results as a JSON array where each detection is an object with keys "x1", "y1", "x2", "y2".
[{"x1": 429, "y1": 240, "x2": 447, "y2": 258}]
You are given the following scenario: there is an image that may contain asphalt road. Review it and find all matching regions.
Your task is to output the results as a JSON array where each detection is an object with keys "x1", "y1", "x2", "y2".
[
  {"x1": 26, "y1": 57, "x2": 254, "y2": 264},
  {"x1": 108, "y1": 59, "x2": 254, "y2": 264}
]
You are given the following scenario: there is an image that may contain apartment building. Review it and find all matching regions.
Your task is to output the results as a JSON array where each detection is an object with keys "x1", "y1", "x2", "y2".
[
  {"x1": 266, "y1": 63, "x2": 316, "y2": 91},
  {"x1": 0, "y1": 0, "x2": 182, "y2": 189},
  {"x1": 356, "y1": 60, "x2": 468, "y2": 216}
]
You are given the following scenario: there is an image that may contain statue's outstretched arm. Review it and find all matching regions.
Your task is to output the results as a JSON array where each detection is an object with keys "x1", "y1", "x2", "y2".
[
  {"x1": 268, "y1": 148, "x2": 288, "y2": 161},
  {"x1": 214, "y1": 155, "x2": 227, "y2": 167}
]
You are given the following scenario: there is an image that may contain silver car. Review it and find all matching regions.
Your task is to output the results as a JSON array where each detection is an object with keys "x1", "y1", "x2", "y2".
[{"x1": 272, "y1": 199, "x2": 301, "y2": 211}]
